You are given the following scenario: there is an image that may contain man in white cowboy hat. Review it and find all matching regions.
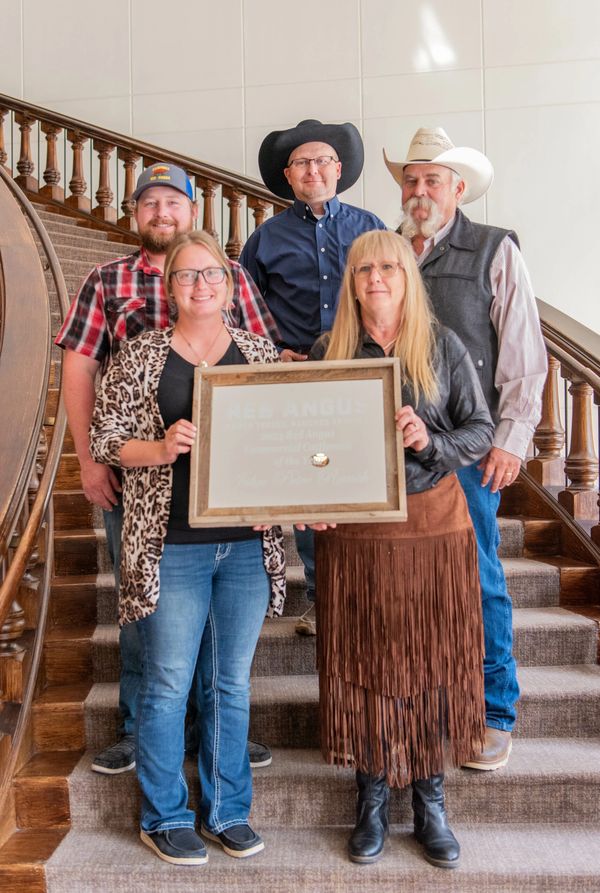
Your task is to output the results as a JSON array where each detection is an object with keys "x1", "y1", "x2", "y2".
[
  {"x1": 384, "y1": 127, "x2": 547, "y2": 770},
  {"x1": 241, "y1": 119, "x2": 386, "y2": 635}
]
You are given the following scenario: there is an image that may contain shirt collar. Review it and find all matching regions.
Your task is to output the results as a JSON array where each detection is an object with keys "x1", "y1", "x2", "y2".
[
  {"x1": 412, "y1": 213, "x2": 456, "y2": 264},
  {"x1": 292, "y1": 194, "x2": 341, "y2": 221},
  {"x1": 130, "y1": 246, "x2": 164, "y2": 276}
]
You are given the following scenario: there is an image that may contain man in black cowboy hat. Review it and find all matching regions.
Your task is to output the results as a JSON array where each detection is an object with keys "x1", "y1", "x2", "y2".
[
  {"x1": 240, "y1": 119, "x2": 386, "y2": 634},
  {"x1": 384, "y1": 127, "x2": 547, "y2": 772}
]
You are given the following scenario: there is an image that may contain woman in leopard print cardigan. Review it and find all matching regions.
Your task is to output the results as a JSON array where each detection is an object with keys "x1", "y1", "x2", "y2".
[{"x1": 90, "y1": 231, "x2": 285, "y2": 865}]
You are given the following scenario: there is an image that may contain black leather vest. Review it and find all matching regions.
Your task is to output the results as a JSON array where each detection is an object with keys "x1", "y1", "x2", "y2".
[{"x1": 419, "y1": 209, "x2": 518, "y2": 421}]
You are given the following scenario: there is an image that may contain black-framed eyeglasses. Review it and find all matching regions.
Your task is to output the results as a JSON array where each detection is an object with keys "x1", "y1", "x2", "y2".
[
  {"x1": 287, "y1": 155, "x2": 339, "y2": 169},
  {"x1": 170, "y1": 267, "x2": 227, "y2": 286},
  {"x1": 351, "y1": 262, "x2": 403, "y2": 279}
]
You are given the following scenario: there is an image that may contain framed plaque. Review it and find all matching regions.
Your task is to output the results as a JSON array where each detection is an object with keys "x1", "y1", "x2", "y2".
[{"x1": 189, "y1": 358, "x2": 406, "y2": 526}]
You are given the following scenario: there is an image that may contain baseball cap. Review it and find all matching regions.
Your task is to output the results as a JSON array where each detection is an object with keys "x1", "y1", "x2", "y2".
[{"x1": 132, "y1": 163, "x2": 194, "y2": 201}]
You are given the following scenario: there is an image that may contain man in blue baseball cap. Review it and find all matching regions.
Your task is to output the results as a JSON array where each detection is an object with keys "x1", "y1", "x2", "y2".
[
  {"x1": 56, "y1": 162, "x2": 277, "y2": 776},
  {"x1": 131, "y1": 162, "x2": 195, "y2": 202}
]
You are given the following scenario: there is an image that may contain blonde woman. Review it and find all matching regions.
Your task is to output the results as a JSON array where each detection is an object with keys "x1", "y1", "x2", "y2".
[
  {"x1": 90, "y1": 231, "x2": 285, "y2": 866},
  {"x1": 311, "y1": 230, "x2": 494, "y2": 869}
]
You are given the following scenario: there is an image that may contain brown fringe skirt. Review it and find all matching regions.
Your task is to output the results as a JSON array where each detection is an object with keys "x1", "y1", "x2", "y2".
[{"x1": 315, "y1": 473, "x2": 485, "y2": 788}]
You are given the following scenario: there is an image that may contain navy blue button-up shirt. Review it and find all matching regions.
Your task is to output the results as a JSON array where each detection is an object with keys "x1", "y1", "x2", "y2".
[{"x1": 240, "y1": 196, "x2": 387, "y2": 350}]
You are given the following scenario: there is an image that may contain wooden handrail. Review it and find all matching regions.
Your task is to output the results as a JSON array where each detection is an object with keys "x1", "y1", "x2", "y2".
[
  {"x1": 0, "y1": 167, "x2": 70, "y2": 605},
  {"x1": 0, "y1": 170, "x2": 69, "y2": 831},
  {"x1": 0, "y1": 170, "x2": 50, "y2": 561},
  {"x1": 0, "y1": 92, "x2": 288, "y2": 209},
  {"x1": 537, "y1": 298, "x2": 600, "y2": 380}
]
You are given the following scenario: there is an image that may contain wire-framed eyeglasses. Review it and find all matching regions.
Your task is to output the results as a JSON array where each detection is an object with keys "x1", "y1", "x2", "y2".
[
  {"x1": 287, "y1": 155, "x2": 339, "y2": 169},
  {"x1": 170, "y1": 267, "x2": 227, "y2": 286},
  {"x1": 351, "y1": 262, "x2": 403, "y2": 279}
]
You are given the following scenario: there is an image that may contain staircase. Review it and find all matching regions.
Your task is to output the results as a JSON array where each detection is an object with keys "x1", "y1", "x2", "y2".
[{"x1": 1, "y1": 205, "x2": 600, "y2": 892}]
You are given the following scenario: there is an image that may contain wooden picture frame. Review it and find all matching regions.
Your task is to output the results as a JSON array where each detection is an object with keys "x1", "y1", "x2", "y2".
[{"x1": 189, "y1": 358, "x2": 406, "y2": 526}]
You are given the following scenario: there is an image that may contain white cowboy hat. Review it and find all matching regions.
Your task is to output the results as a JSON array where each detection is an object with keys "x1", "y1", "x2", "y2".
[{"x1": 383, "y1": 126, "x2": 494, "y2": 204}]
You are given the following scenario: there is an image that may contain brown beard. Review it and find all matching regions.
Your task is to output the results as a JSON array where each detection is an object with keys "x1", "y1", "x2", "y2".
[{"x1": 139, "y1": 228, "x2": 178, "y2": 255}]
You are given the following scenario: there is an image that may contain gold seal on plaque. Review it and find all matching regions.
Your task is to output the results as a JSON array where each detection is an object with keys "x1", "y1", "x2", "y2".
[{"x1": 311, "y1": 452, "x2": 330, "y2": 467}]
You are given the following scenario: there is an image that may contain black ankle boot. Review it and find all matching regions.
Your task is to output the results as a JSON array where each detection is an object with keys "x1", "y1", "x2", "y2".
[
  {"x1": 412, "y1": 773, "x2": 460, "y2": 869},
  {"x1": 348, "y1": 771, "x2": 389, "y2": 863}
]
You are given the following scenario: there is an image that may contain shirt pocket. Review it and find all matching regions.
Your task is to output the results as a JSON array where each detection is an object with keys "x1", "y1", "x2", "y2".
[{"x1": 105, "y1": 296, "x2": 146, "y2": 345}]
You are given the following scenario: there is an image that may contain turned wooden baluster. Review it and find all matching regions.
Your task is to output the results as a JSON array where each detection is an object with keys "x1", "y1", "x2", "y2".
[
  {"x1": 118, "y1": 148, "x2": 140, "y2": 231},
  {"x1": 558, "y1": 375, "x2": 599, "y2": 520},
  {"x1": 247, "y1": 197, "x2": 269, "y2": 233},
  {"x1": 224, "y1": 188, "x2": 243, "y2": 259},
  {"x1": 0, "y1": 107, "x2": 9, "y2": 170},
  {"x1": 40, "y1": 122, "x2": 64, "y2": 201},
  {"x1": 591, "y1": 392, "x2": 600, "y2": 547},
  {"x1": 527, "y1": 354, "x2": 565, "y2": 485},
  {"x1": 66, "y1": 130, "x2": 90, "y2": 212},
  {"x1": 92, "y1": 140, "x2": 117, "y2": 223},
  {"x1": 14, "y1": 112, "x2": 38, "y2": 192},
  {"x1": 199, "y1": 178, "x2": 218, "y2": 241},
  {"x1": 0, "y1": 525, "x2": 27, "y2": 659}
]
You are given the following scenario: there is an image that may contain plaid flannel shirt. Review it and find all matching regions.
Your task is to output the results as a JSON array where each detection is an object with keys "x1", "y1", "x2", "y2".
[{"x1": 55, "y1": 247, "x2": 279, "y2": 370}]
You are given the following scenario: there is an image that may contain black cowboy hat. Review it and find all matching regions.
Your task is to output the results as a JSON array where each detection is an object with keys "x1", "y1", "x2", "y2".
[{"x1": 258, "y1": 119, "x2": 364, "y2": 200}]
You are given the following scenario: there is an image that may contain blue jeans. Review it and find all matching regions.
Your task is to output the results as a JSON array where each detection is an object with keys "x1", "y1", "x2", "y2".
[
  {"x1": 103, "y1": 500, "x2": 141, "y2": 737},
  {"x1": 457, "y1": 463, "x2": 519, "y2": 730},
  {"x1": 294, "y1": 526, "x2": 315, "y2": 601},
  {"x1": 135, "y1": 539, "x2": 270, "y2": 833}
]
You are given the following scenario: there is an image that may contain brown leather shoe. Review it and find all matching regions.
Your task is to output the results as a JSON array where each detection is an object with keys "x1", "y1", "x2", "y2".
[{"x1": 462, "y1": 727, "x2": 512, "y2": 771}]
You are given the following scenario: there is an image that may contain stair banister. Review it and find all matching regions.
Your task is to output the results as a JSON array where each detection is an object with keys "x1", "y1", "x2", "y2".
[
  {"x1": 0, "y1": 167, "x2": 69, "y2": 836},
  {"x1": 0, "y1": 92, "x2": 290, "y2": 257}
]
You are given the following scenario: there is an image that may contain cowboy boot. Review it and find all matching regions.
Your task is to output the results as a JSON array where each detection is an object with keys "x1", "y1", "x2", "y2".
[
  {"x1": 412, "y1": 773, "x2": 460, "y2": 869},
  {"x1": 348, "y1": 771, "x2": 390, "y2": 863}
]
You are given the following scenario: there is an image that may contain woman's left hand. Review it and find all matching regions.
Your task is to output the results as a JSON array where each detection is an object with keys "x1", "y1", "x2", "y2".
[{"x1": 395, "y1": 406, "x2": 430, "y2": 452}]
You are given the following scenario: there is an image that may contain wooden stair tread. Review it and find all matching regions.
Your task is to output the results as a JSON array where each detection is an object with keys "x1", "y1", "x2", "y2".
[
  {"x1": 53, "y1": 528, "x2": 104, "y2": 541},
  {"x1": 0, "y1": 828, "x2": 67, "y2": 863},
  {"x1": 16, "y1": 751, "x2": 83, "y2": 778},
  {"x1": 34, "y1": 682, "x2": 92, "y2": 706},
  {"x1": 52, "y1": 574, "x2": 110, "y2": 588},
  {"x1": 45, "y1": 624, "x2": 95, "y2": 642}
]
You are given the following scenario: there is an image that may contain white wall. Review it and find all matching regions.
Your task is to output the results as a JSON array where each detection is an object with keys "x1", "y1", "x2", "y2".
[{"x1": 1, "y1": 0, "x2": 599, "y2": 332}]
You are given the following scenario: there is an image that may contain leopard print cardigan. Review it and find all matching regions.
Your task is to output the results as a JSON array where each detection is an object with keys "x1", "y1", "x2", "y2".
[{"x1": 90, "y1": 326, "x2": 286, "y2": 626}]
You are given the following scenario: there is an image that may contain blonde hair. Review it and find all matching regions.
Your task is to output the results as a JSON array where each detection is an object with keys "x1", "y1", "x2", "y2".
[
  {"x1": 324, "y1": 230, "x2": 439, "y2": 403},
  {"x1": 164, "y1": 231, "x2": 234, "y2": 319}
]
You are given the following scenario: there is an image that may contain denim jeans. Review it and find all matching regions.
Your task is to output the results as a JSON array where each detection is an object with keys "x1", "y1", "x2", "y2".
[
  {"x1": 103, "y1": 500, "x2": 141, "y2": 737},
  {"x1": 457, "y1": 463, "x2": 519, "y2": 730},
  {"x1": 293, "y1": 526, "x2": 315, "y2": 601},
  {"x1": 135, "y1": 538, "x2": 270, "y2": 833}
]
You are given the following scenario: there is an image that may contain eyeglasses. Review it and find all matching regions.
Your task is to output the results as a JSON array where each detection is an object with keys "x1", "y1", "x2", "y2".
[
  {"x1": 352, "y1": 262, "x2": 403, "y2": 279},
  {"x1": 287, "y1": 155, "x2": 339, "y2": 169},
  {"x1": 170, "y1": 267, "x2": 227, "y2": 286}
]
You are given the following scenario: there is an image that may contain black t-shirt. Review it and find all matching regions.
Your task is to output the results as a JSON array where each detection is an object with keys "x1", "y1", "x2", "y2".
[{"x1": 157, "y1": 339, "x2": 260, "y2": 544}]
